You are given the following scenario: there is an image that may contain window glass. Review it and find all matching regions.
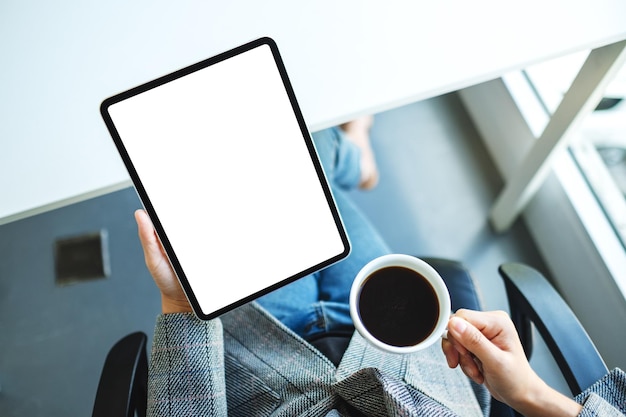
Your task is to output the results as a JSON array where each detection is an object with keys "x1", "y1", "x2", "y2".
[{"x1": 522, "y1": 53, "x2": 626, "y2": 247}]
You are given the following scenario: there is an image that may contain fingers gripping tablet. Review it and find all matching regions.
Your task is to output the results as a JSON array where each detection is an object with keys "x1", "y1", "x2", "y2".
[{"x1": 101, "y1": 38, "x2": 350, "y2": 320}]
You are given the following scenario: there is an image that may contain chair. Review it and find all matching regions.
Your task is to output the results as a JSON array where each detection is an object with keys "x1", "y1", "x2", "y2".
[
  {"x1": 496, "y1": 263, "x2": 608, "y2": 417},
  {"x1": 499, "y1": 263, "x2": 608, "y2": 395},
  {"x1": 92, "y1": 332, "x2": 147, "y2": 417},
  {"x1": 91, "y1": 261, "x2": 608, "y2": 417}
]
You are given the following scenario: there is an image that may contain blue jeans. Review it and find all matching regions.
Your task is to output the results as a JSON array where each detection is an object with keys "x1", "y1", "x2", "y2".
[{"x1": 257, "y1": 127, "x2": 391, "y2": 340}]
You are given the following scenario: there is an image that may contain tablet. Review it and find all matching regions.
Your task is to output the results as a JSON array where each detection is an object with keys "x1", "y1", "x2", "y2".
[{"x1": 101, "y1": 37, "x2": 350, "y2": 320}]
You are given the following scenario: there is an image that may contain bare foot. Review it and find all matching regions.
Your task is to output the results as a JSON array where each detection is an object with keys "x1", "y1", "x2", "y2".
[{"x1": 340, "y1": 115, "x2": 379, "y2": 190}]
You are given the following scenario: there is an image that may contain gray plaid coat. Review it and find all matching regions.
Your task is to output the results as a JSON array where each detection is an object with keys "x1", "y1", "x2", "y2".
[{"x1": 147, "y1": 303, "x2": 625, "y2": 416}]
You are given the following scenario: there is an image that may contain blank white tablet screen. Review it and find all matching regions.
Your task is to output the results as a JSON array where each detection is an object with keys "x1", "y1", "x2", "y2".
[{"x1": 104, "y1": 40, "x2": 349, "y2": 319}]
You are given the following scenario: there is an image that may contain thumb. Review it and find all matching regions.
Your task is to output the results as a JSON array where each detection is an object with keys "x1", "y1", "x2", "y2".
[
  {"x1": 135, "y1": 209, "x2": 160, "y2": 255},
  {"x1": 134, "y1": 209, "x2": 167, "y2": 271},
  {"x1": 448, "y1": 316, "x2": 499, "y2": 362}
]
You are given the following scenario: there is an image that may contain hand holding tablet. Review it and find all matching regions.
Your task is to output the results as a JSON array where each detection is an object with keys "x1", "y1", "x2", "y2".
[
  {"x1": 101, "y1": 38, "x2": 350, "y2": 319},
  {"x1": 134, "y1": 209, "x2": 192, "y2": 314}
]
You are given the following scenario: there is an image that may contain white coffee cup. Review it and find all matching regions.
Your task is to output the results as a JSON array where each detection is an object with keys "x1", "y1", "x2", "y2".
[{"x1": 349, "y1": 254, "x2": 451, "y2": 354}]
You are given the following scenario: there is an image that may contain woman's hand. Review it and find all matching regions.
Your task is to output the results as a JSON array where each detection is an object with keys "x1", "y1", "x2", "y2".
[
  {"x1": 135, "y1": 209, "x2": 192, "y2": 314},
  {"x1": 442, "y1": 309, "x2": 582, "y2": 417}
]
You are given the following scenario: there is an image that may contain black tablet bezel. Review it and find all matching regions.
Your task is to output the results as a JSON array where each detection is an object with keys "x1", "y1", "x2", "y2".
[{"x1": 100, "y1": 37, "x2": 350, "y2": 320}]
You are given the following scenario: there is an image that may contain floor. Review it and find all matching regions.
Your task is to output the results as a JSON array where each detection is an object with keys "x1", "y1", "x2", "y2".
[
  {"x1": 0, "y1": 92, "x2": 566, "y2": 416},
  {"x1": 349, "y1": 94, "x2": 540, "y2": 311}
]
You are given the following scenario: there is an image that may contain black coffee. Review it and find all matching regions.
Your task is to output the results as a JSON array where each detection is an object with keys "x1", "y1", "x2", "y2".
[{"x1": 358, "y1": 266, "x2": 439, "y2": 347}]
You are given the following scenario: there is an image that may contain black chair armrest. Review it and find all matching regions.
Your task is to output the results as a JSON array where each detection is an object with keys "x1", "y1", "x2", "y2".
[
  {"x1": 499, "y1": 263, "x2": 608, "y2": 396},
  {"x1": 92, "y1": 331, "x2": 148, "y2": 417}
]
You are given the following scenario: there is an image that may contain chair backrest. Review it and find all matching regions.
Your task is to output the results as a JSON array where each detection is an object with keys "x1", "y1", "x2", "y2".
[{"x1": 92, "y1": 331, "x2": 148, "y2": 417}]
